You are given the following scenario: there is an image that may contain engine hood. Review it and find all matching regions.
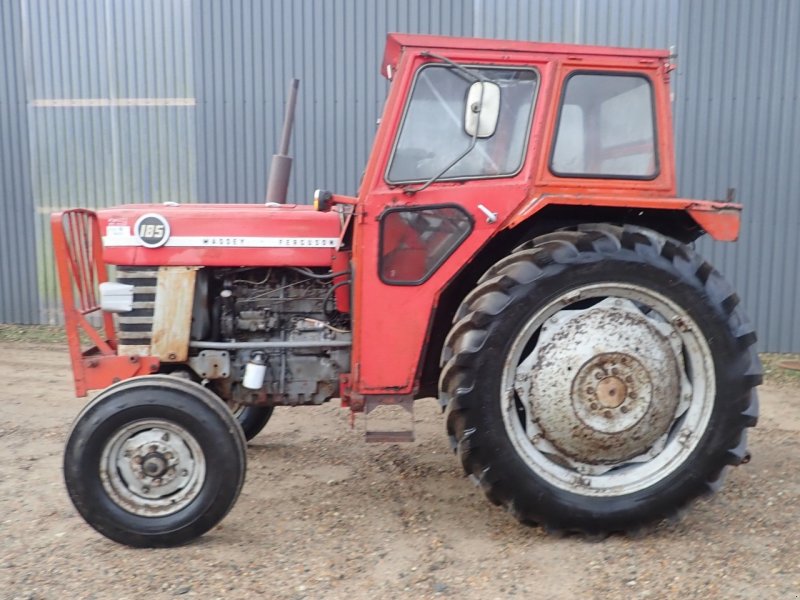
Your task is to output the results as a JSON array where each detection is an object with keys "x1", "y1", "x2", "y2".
[{"x1": 99, "y1": 203, "x2": 342, "y2": 267}]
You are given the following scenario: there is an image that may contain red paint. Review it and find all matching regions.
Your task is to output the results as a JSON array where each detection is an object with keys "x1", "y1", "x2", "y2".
[
  {"x1": 53, "y1": 34, "x2": 743, "y2": 404},
  {"x1": 350, "y1": 34, "x2": 740, "y2": 396},
  {"x1": 52, "y1": 210, "x2": 161, "y2": 397},
  {"x1": 99, "y1": 204, "x2": 342, "y2": 267}
]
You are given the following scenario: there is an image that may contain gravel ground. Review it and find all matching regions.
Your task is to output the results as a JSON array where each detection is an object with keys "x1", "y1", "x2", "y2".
[{"x1": 0, "y1": 339, "x2": 798, "y2": 599}]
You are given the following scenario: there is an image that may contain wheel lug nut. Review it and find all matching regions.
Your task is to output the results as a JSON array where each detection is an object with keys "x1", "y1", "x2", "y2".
[
  {"x1": 621, "y1": 406, "x2": 629, "y2": 414},
  {"x1": 162, "y1": 433, "x2": 170, "y2": 442},
  {"x1": 142, "y1": 485, "x2": 150, "y2": 493},
  {"x1": 181, "y1": 469, "x2": 189, "y2": 477},
  {"x1": 603, "y1": 410, "x2": 613, "y2": 419},
  {"x1": 590, "y1": 402, "x2": 598, "y2": 410}
]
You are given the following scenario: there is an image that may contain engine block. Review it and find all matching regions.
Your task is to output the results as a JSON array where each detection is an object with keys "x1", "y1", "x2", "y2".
[{"x1": 208, "y1": 267, "x2": 351, "y2": 406}]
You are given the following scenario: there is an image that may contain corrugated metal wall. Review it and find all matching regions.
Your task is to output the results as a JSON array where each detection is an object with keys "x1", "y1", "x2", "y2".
[
  {"x1": 20, "y1": 0, "x2": 196, "y2": 323},
  {"x1": 675, "y1": 0, "x2": 800, "y2": 352},
  {"x1": 0, "y1": 1, "x2": 39, "y2": 323},
  {"x1": 192, "y1": 0, "x2": 472, "y2": 204},
  {"x1": 1, "y1": 0, "x2": 798, "y2": 350}
]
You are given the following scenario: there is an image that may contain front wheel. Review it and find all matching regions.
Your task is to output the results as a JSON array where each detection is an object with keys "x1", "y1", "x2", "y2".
[
  {"x1": 64, "y1": 375, "x2": 247, "y2": 547},
  {"x1": 440, "y1": 225, "x2": 760, "y2": 535}
]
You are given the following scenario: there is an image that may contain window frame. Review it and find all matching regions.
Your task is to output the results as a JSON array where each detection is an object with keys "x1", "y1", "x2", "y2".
[
  {"x1": 378, "y1": 203, "x2": 474, "y2": 286},
  {"x1": 384, "y1": 63, "x2": 541, "y2": 186},
  {"x1": 548, "y1": 70, "x2": 661, "y2": 181}
]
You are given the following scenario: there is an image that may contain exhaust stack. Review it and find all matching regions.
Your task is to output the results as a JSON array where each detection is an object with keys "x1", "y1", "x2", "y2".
[{"x1": 265, "y1": 78, "x2": 300, "y2": 204}]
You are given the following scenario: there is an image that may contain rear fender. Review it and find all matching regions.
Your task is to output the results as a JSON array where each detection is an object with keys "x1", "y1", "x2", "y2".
[
  {"x1": 507, "y1": 195, "x2": 742, "y2": 241},
  {"x1": 415, "y1": 195, "x2": 742, "y2": 396}
]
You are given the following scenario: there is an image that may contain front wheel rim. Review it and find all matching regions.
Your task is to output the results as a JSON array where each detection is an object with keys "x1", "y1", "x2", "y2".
[
  {"x1": 100, "y1": 419, "x2": 206, "y2": 516},
  {"x1": 501, "y1": 282, "x2": 715, "y2": 498}
]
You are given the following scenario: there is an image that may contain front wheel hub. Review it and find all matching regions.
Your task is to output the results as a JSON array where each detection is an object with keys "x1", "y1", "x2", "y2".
[
  {"x1": 101, "y1": 420, "x2": 206, "y2": 516},
  {"x1": 516, "y1": 298, "x2": 683, "y2": 464}
]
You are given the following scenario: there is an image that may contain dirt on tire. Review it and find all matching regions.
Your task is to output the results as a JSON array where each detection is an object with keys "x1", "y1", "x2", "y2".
[{"x1": 0, "y1": 341, "x2": 798, "y2": 599}]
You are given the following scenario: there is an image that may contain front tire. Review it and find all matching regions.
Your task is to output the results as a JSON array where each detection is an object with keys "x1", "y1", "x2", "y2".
[
  {"x1": 439, "y1": 225, "x2": 760, "y2": 535},
  {"x1": 64, "y1": 375, "x2": 247, "y2": 547}
]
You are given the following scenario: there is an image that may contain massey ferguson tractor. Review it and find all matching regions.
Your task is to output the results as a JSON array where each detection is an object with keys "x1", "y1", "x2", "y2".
[{"x1": 53, "y1": 34, "x2": 760, "y2": 547}]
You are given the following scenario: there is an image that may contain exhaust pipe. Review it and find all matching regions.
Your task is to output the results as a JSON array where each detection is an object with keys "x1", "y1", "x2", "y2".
[{"x1": 265, "y1": 78, "x2": 300, "y2": 204}]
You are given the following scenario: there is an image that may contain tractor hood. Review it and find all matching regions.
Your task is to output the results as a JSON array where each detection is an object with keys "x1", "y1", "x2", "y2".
[{"x1": 99, "y1": 203, "x2": 342, "y2": 267}]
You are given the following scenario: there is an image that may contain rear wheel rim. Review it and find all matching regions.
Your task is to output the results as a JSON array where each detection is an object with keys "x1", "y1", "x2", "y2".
[
  {"x1": 100, "y1": 419, "x2": 206, "y2": 516},
  {"x1": 501, "y1": 282, "x2": 715, "y2": 497}
]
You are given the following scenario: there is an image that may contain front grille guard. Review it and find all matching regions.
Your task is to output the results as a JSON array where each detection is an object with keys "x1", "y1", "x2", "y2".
[{"x1": 51, "y1": 209, "x2": 158, "y2": 396}]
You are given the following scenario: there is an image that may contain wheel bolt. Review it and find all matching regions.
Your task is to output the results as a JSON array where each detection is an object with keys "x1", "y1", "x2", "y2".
[
  {"x1": 590, "y1": 402, "x2": 598, "y2": 410},
  {"x1": 621, "y1": 406, "x2": 630, "y2": 414},
  {"x1": 181, "y1": 469, "x2": 189, "y2": 477},
  {"x1": 603, "y1": 410, "x2": 613, "y2": 419},
  {"x1": 162, "y1": 433, "x2": 170, "y2": 442},
  {"x1": 142, "y1": 485, "x2": 150, "y2": 493}
]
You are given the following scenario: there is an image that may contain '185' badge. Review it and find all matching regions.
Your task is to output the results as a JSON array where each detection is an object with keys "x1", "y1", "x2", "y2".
[{"x1": 134, "y1": 213, "x2": 170, "y2": 248}]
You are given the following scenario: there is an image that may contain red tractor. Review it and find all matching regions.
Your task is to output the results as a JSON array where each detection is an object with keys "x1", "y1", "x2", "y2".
[{"x1": 53, "y1": 34, "x2": 760, "y2": 547}]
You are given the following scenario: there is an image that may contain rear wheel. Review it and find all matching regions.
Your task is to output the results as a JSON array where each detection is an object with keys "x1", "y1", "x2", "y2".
[
  {"x1": 229, "y1": 404, "x2": 274, "y2": 441},
  {"x1": 64, "y1": 375, "x2": 247, "y2": 547},
  {"x1": 439, "y1": 225, "x2": 760, "y2": 535}
]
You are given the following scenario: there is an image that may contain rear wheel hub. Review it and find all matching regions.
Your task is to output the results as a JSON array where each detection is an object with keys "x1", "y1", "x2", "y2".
[{"x1": 517, "y1": 297, "x2": 683, "y2": 465}]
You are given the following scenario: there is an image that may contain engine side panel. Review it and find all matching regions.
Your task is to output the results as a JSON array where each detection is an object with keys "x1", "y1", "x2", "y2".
[{"x1": 99, "y1": 204, "x2": 342, "y2": 267}]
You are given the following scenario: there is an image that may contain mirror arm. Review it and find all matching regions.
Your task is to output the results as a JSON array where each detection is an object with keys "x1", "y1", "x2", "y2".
[{"x1": 403, "y1": 118, "x2": 481, "y2": 195}]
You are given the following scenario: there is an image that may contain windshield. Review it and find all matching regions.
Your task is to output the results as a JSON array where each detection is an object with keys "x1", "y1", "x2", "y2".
[{"x1": 387, "y1": 65, "x2": 538, "y2": 184}]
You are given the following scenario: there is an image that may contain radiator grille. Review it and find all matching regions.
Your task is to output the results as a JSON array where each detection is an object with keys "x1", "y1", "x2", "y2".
[{"x1": 116, "y1": 266, "x2": 157, "y2": 348}]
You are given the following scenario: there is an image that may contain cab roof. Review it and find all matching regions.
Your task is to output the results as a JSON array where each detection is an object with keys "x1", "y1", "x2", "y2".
[{"x1": 382, "y1": 33, "x2": 669, "y2": 78}]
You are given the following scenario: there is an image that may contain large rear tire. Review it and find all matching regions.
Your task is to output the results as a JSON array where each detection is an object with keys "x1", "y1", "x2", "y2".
[
  {"x1": 439, "y1": 225, "x2": 760, "y2": 535},
  {"x1": 64, "y1": 375, "x2": 247, "y2": 547},
  {"x1": 229, "y1": 404, "x2": 274, "y2": 441}
]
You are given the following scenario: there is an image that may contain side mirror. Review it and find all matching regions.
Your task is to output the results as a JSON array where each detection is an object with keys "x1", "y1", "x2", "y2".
[{"x1": 464, "y1": 81, "x2": 500, "y2": 138}]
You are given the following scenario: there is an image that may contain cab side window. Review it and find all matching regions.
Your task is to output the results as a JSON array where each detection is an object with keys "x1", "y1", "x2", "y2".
[
  {"x1": 551, "y1": 73, "x2": 658, "y2": 179},
  {"x1": 379, "y1": 206, "x2": 472, "y2": 285}
]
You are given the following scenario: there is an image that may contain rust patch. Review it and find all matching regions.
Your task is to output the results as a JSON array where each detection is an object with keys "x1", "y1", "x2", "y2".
[{"x1": 151, "y1": 267, "x2": 198, "y2": 363}]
